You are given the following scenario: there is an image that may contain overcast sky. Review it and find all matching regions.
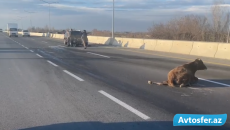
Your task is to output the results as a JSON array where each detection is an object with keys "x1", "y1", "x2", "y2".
[{"x1": 0, "y1": 0, "x2": 230, "y2": 32}]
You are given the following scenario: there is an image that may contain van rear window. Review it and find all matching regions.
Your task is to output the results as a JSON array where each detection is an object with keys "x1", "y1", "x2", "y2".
[
  {"x1": 10, "y1": 28, "x2": 17, "y2": 31},
  {"x1": 71, "y1": 31, "x2": 82, "y2": 35}
]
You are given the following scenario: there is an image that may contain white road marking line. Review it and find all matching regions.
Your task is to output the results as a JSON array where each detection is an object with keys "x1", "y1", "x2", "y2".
[
  {"x1": 30, "y1": 50, "x2": 34, "y2": 52},
  {"x1": 99, "y1": 90, "x2": 150, "y2": 120},
  {"x1": 63, "y1": 70, "x2": 84, "y2": 81},
  {"x1": 42, "y1": 41, "x2": 48, "y2": 43},
  {"x1": 36, "y1": 54, "x2": 43, "y2": 58},
  {"x1": 0, "y1": 50, "x2": 27, "y2": 52},
  {"x1": 199, "y1": 78, "x2": 230, "y2": 87},
  {"x1": 24, "y1": 47, "x2": 29, "y2": 49},
  {"x1": 181, "y1": 94, "x2": 190, "y2": 96},
  {"x1": 49, "y1": 45, "x2": 63, "y2": 48},
  {"x1": 203, "y1": 88, "x2": 214, "y2": 91},
  {"x1": 189, "y1": 87, "x2": 201, "y2": 90},
  {"x1": 47, "y1": 60, "x2": 58, "y2": 67},
  {"x1": 87, "y1": 52, "x2": 110, "y2": 58}
]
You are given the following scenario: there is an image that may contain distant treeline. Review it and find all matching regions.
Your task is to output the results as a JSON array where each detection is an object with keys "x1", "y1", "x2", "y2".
[
  {"x1": 148, "y1": 1, "x2": 230, "y2": 43},
  {"x1": 28, "y1": 25, "x2": 65, "y2": 34}
]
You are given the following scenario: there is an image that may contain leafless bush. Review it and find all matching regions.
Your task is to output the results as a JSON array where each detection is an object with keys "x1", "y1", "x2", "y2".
[
  {"x1": 91, "y1": 29, "x2": 111, "y2": 37},
  {"x1": 148, "y1": 15, "x2": 209, "y2": 41},
  {"x1": 90, "y1": 29, "x2": 150, "y2": 38},
  {"x1": 210, "y1": 0, "x2": 229, "y2": 42},
  {"x1": 148, "y1": 0, "x2": 230, "y2": 42},
  {"x1": 28, "y1": 26, "x2": 65, "y2": 34}
]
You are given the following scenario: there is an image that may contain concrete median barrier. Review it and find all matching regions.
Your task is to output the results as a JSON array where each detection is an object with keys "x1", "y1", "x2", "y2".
[
  {"x1": 24, "y1": 32, "x2": 230, "y2": 61},
  {"x1": 144, "y1": 39, "x2": 157, "y2": 51},
  {"x1": 59, "y1": 34, "x2": 64, "y2": 39},
  {"x1": 121, "y1": 38, "x2": 145, "y2": 48},
  {"x1": 215, "y1": 43, "x2": 230, "y2": 60},
  {"x1": 170, "y1": 41, "x2": 193, "y2": 55},
  {"x1": 95, "y1": 37, "x2": 103, "y2": 44},
  {"x1": 154, "y1": 40, "x2": 173, "y2": 52},
  {"x1": 122, "y1": 38, "x2": 133, "y2": 48},
  {"x1": 113, "y1": 37, "x2": 123, "y2": 46},
  {"x1": 51, "y1": 34, "x2": 56, "y2": 38},
  {"x1": 96, "y1": 37, "x2": 110, "y2": 44},
  {"x1": 190, "y1": 42, "x2": 218, "y2": 58},
  {"x1": 52, "y1": 34, "x2": 64, "y2": 39},
  {"x1": 104, "y1": 37, "x2": 112, "y2": 45},
  {"x1": 45, "y1": 33, "x2": 50, "y2": 37},
  {"x1": 88, "y1": 36, "x2": 98, "y2": 43},
  {"x1": 127, "y1": 38, "x2": 144, "y2": 49},
  {"x1": 30, "y1": 33, "x2": 44, "y2": 37}
]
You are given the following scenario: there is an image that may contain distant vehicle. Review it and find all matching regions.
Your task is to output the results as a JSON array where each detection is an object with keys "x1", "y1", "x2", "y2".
[
  {"x1": 22, "y1": 30, "x2": 30, "y2": 37},
  {"x1": 56, "y1": 32, "x2": 64, "y2": 34},
  {"x1": 0, "y1": 29, "x2": 2, "y2": 32},
  {"x1": 64, "y1": 30, "x2": 83, "y2": 47},
  {"x1": 7, "y1": 23, "x2": 18, "y2": 37}
]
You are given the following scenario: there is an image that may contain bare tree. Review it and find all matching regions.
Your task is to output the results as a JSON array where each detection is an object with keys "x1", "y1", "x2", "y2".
[
  {"x1": 211, "y1": 0, "x2": 229, "y2": 42},
  {"x1": 148, "y1": 15, "x2": 209, "y2": 41},
  {"x1": 147, "y1": 0, "x2": 230, "y2": 42}
]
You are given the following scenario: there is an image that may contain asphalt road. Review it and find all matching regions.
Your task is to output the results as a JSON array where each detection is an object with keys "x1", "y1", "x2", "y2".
[{"x1": 0, "y1": 33, "x2": 230, "y2": 130}]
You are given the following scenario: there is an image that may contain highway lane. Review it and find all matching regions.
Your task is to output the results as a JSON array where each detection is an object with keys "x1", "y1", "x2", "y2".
[
  {"x1": 1, "y1": 34, "x2": 230, "y2": 130},
  {"x1": 0, "y1": 34, "x2": 161, "y2": 130},
  {"x1": 19, "y1": 37, "x2": 230, "y2": 101}
]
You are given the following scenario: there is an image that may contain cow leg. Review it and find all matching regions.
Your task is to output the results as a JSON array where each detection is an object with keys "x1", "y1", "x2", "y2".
[
  {"x1": 167, "y1": 71, "x2": 176, "y2": 87},
  {"x1": 168, "y1": 77, "x2": 176, "y2": 87},
  {"x1": 179, "y1": 75, "x2": 191, "y2": 88},
  {"x1": 190, "y1": 76, "x2": 198, "y2": 84}
]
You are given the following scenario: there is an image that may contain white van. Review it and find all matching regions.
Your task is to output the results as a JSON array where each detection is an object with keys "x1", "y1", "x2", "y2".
[
  {"x1": 22, "y1": 30, "x2": 30, "y2": 37},
  {"x1": 7, "y1": 23, "x2": 18, "y2": 37}
]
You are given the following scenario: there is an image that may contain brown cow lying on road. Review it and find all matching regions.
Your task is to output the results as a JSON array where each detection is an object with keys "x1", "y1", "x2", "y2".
[{"x1": 149, "y1": 58, "x2": 207, "y2": 87}]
